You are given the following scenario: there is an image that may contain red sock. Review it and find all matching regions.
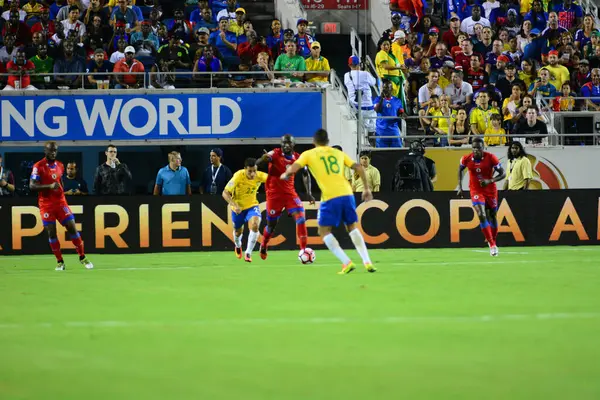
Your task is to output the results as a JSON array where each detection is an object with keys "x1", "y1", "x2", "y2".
[
  {"x1": 262, "y1": 226, "x2": 273, "y2": 247},
  {"x1": 296, "y1": 216, "x2": 308, "y2": 250},
  {"x1": 491, "y1": 225, "x2": 498, "y2": 241},
  {"x1": 49, "y1": 239, "x2": 63, "y2": 262},
  {"x1": 480, "y1": 224, "x2": 495, "y2": 247},
  {"x1": 71, "y1": 233, "x2": 85, "y2": 257}
]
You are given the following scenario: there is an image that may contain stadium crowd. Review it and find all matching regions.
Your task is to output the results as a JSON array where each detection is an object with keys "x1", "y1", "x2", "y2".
[
  {"x1": 0, "y1": 0, "x2": 331, "y2": 89},
  {"x1": 349, "y1": 0, "x2": 600, "y2": 147}
]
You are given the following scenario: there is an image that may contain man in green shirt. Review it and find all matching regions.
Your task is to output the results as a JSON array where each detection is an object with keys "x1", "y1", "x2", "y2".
[
  {"x1": 274, "y1": 39, "x2": 305, "y2": 83},
  {"x1": 29, "y1": 44, "x2": 54, "y2": 87}
]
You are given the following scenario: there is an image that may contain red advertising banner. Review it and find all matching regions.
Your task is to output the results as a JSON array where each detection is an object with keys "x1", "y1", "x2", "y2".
[{"x1": 302, "y1": 0, "x2": 369, "y2": 10}]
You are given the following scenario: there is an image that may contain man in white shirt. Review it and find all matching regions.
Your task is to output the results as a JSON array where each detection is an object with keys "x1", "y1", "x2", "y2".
[
  {"x1": 1, "y1": 0, "x2": 27, "y2": 21},
  {"x1": 444, "y1": 69, "x2": 473, "y2": 109},
  {"x1": 460, "y1": 5, "x2": 491, "y2": 35},
  {"x1": 344, "y1": 55, "x2": 378, "y2": 138},
  {"x1": 52, "y1": 6, "x2": 86, "y2": 44}
]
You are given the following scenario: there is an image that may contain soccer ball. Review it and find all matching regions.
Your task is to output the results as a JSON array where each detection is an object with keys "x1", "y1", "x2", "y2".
[{"x1": 298, "y1": 248, "x2": 316, "y2": 264}]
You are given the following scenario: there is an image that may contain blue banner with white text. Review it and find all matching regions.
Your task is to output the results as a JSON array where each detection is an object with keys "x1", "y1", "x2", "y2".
[{"x1": 0, "y1": 92, "x2": 323, "y2": 142}]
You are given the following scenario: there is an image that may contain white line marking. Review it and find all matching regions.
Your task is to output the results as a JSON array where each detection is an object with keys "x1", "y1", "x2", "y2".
[
  {"x1": 1, "y1": 312, "x2": 599, "y2": 330},
  {"x1": 472, "y1": 250, "x2": 529, "y2": 254}
]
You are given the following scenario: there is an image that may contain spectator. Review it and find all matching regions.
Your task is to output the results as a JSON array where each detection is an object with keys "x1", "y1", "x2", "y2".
[
  {"x1": 482, "y1": 0, "x2": 500, "y2": 19},
  {"x1": 485, "y1": 40, "x2": 505, "y2": 75},
  {"x1": 375, "y1": 38, "x2": 403, "y2": 97},
  {"x1": 438, "y1": 60, "x2": 454, "y2": 89},
  {"x1": 266, "y1": 18, "x2": 283, "y2": 52},
  {"x1": 581, "y1": 68, "x2": 600, "y2": 111},
  {"x1": 575, "y1": 14, "x2": 597, "y2": 51},
  {"x1": 484, "y1": 113, "x2": 507, "y2": 146},
  {"x1": 418, "y1": 69, "x2": 443, "y2": 119},
  {"x1": 192, "y1": 7, "x2": 217, "y2": 32},
  {"x1": 519, "y1": 58, "x2": 537, "y2": 88},
  {"x1": 228, "y1": 60, "x2": 253, "y2": 88},
  {"x1": 455, "y1": 39, "x2": 483, "y2": 72},
  {"x1": 374, "y1": 79, "x2": 404, "y2": 148},
  {"x1": 430, "y1": 42, "x2": 453, "y2": 70},
  {"x1": 502, "y1": 83, "x2": 523, "y2": 132},
  {"x1": 199, "y1": 148, "x2": 232, "y2": 194},
  {"x1": 189, "y1": 27, "x2": 220, "y2": 61},
  {"x1": 544, "y1": 50, "x2": 570, "y2": 90},
  {"x1": 0, "y1": 34, "x2": 18, "y2": 63},
  {"x1": 30, "y1": 43, "x2": 54, "y2": 87},
  {"x1": 470, "y1": 91, "x2": 499, "y2": 135},
  {"x1": 430, "y1": 94, "x2": 457, "y2": 146},
  {"x1": 489, "y1": 53, "x2": 509, "y2": 84},
  {"x1": 23, "y1": 0, "x2": 44, "y2": 19},
  {"x1": 252, "y1": 51, "x2": 275, "y2": 87},
  {"x1": 542, "y1": 12, "x2": 568, "y2": 44},
  {"x1": 53, "y1": 40, "x2": 85, "y2": 88},
  {"x1": 109, "y1": 37, "x2": 127, "y2": 63},
  {"x1": 352, "y1": 151, "x2": 380, "y2": 193},
  {"x1": 237, "y1": 30, "x2": 270, "y2": 65},
  {"x1": 3, "y1": 10, "x2": 31, "y2": 45},
  {"x1": 87, "y1": 15, "x2": 112, "y2": 50},
  {"x1": 272, "y1": 28, "x2": 295, "y2": 59},
  {"x1": 63, "y1": 161, "x2": 89, "y2": 195},
  {"x1": 131, "y1": 20, "x2": 159, "y2": 62},
  {"x1": 466, "y1": 53, "x2": 489, "y2": 91},
  {"x1": 295, "y1": 18, "x2": 315, "y2": 58},
  {"x1": 461, "y1": 5, "x2": 490, "y2": 36},
  {"x1": 515, "y1": 106, "x2": 548, "y2": 144},
  {"x1": 150, "y1": 58, "x2": 176, "y2": 89},
  {"x1": 445, "y1": 69, "x2": 473, "y2": 109},
  {"x1": 528, "y1": 68, "x2": 557, "y2": 98},
  {"x1": 216, "y1": 0, "x2": 237, "y2": 22},
  {"x1": 517, "y1": 20, "x2": 534, "y2": 54},
  {"x1": 449, "y1": 107, "x2": 472, "y2": 146},
  {"x1": 94, "y1": 144, "x2": 132, "y2": 195},
  {"x1": 304, "y1": 41, "x2": 330, "y2": 87},
  {"x1": 55, "y1": 0, "x2": 83, "y2": 22},
  {"x1": 108, "y1": 21, "x2": 130, "y2": 53},
  {"x1": 158, "y1": 36, "x2": 192, "y2": 70},
  {"x1": 504, "y1": 35, "x2": 523, "y2": 65},
  {"x1": 496, "y1": 63, "x2": 523, "y2": 100},
  {"x1": 442, "y1": 16, "x2": 462, "y2": 48},
  {"x1": 2, "y1": 0, "x2": 27, "y2": 21},
  {"x1": 572, "y1": 58, "x2": 591, "y2": 89},
  {"x1": 554, "y1": 0, "x2": 583, "y2": 31},
  {"x1": 391, "y1": 30, "x2": 407, "y2": 67},
  {"x1": 474, "y1": 26, "x2": 493, "y2": 55},
  {"x1": 113, "y1": 46, "x2": 144, "y2": 88},
  {"x1": 0, "y1": 154, "x2": 16, "y2": 197},
  {"x1": 193, "y1": 45, "x2": 222, "y2": 72},
  {"x1": 55, "y1": 6, "x2": 86, "y2": 44},
  {"x1": 553, "y1": 81, "x2": 575, "y2": 111},
  {"x1": 86, "y1": 48, "x2": 112, "y2": 87},
  {"x1": 25, "y1": 31, "x2": 45, "y2": 59},
  {"x1": 504, "y1": 142, "x2": 533, "y2": 190},
  {"x1": 154, "y1": 152, "x2": 192, "y2": 196},
  {"x1": 110, "y1": 0, "x2": 138, "y2": 31},
  {"x1": 84, "y1": 0, "x2": 109, "y2": 25},
  {"x1": 236, "y1": 20, "x2": 253, "y2": 44},
  {"x1": 148, "y1": 8, "x2": 162, "y2": 35},
  {"x1": 524, "y1": 0, "x2": 548, "y2": 32},
  {"x1": 504, "y1": 10, "x2": 521, "y2": 35},
  {"x1": 227, "y1": 7, "x2": 245, "y2": 36},
  {"x1": 273, "y1": 39, "x2": 305, "y2": 83},
  {"x1": 49, "y1": 0, "x2": 65, "y2": 20},
  {"x1": 209, "y1": 17, "x2": 238, "y2": 63},
  {"x1": 382, "y1": 12, "x2": 403, "y2": 42},
  {"x1": 31, "y1": 8, "x2": 56, "y2": 38},
  {"x1": 210, "y1": 0, "x2": 230, "y2": 17},
  {"x1": 167, "y1": 8, "x2": 193, "y2": 42}
]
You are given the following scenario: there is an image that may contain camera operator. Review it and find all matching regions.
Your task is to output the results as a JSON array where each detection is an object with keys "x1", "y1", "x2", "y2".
[
  {"x1": 0, "y1": 154, "x2": 15, "y2": 196},
  {"x1": 392, "y1": 141, "x2": 435, "y2": 192}
]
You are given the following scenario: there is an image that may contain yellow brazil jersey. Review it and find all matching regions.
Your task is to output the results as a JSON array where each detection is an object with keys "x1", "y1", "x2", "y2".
[
  {"x1": 484, "y1": 127, "x2": 507, "y2": 146},
  {"x1": 543, "y1": 65, "x2": 570, "y2": 92},
  {"x1": 470, "y1": 106, "x2": 500, "y2": 135},
  {"x1": 295, "y1": 146, "x2": 354, "y2": 201},
  {"x1": 225, "y1": 170, "x2": 268, "y2": 211},
  {"x1": 305, "y1": 56, "x2": 331, "y2": 83}
]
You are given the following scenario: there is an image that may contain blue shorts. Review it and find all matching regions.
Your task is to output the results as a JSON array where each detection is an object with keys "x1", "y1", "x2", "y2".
[
  {"x1": 317, "y1": 195, "x2": 358, "y2": 227},
  {"x1": 232, "y1": 206, "x2": 261, "y2": 229},
  {"x1": 376, "y1": 128, "x2": 403, "y2": 148}
]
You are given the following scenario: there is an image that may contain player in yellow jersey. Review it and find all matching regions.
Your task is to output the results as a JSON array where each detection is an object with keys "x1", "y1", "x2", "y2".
[
  {"x1": 281, "y1": 129, "x2": 376, "y2": 274},
  {"x1": 222, "y1": 158, "x2": 268, "y2": 262}
]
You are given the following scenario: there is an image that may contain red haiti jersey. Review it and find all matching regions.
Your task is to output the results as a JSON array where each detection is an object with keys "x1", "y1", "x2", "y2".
[
  {"x1": 31, "y1": 159, "x2": 67, "y2": 208},
  {"x1": 460, "y1": 151, "x2": 500, "y2": 193},
  {"x1": 266, "y1": 148, "x2": 300, "y2": 196}
]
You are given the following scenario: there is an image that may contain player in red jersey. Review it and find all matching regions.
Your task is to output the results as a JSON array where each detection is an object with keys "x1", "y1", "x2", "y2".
[
  {"x1": 257, "y1": 134, "x2": 315, "y2": 260},
  {"x1": 29, "y1": 141, "x2": 94, "y2": 271},
  {"x1": 457, "y1": 137, "x2": 506, "y2": 256}
]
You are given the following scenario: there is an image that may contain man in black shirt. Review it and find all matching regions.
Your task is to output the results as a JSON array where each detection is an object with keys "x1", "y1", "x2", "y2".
[
  {"x1": 516, "y1": 107, "x2": 548, "y2": 144},
  {"x1": 199, "y1": 148, "x2": 233, "y2": 194},
  {"x1": 495, "y1": 63, "x2": 524, "y2": 101},
  {"x1": 93, "y1": 144, "x2": 132, "y2": 195},
  {"x1": 63, "y1": 161, "x2": 89, "y2": 195}
]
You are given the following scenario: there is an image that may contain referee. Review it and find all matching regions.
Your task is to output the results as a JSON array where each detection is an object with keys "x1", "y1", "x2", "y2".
[{"x1": 504, "y1": 141, "x2": 532, "y2": 190}]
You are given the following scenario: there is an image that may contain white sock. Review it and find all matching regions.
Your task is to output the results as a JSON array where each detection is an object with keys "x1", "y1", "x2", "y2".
[
  {"x1": 349, "y1": 229, "x2": 372, "y2": 265},
  {"x1": 323, "y1": 233, "x2": 351, "y2": 265},
  {"x1": 233, "y1": 230, "x2": 243, "y2": 248},
  {"x1": 246, "y1": 230, "x2": 259, "y2": 255}
]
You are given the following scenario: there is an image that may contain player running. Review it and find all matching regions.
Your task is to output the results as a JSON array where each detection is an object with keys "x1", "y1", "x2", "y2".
[
  {"x1": 222, "y1": 158, "x2": 268, "y2": 262},
  {"x1": 257, "y1": 134, "x2": 315, "y2": 260},
  {"x1": 29, "y1": 141, "x2": 93, "y2": 271},
  {"x1": 457, "y1": 137, "x2": 506, "y2": 256},
  {"x1": 280, "y1": 129, "x2": 376, "y2": 274}
]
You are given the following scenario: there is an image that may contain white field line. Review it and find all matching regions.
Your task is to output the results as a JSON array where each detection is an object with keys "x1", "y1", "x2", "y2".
[
  {"x1": 0, "y1": 312, "x2": 599, "y2": 330},
  {"x1": 472, "y1": 250, "x2": 529, "y2": 254}
]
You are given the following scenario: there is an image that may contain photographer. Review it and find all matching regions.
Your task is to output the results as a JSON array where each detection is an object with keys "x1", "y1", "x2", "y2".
[
  {"x1": 344, "y1": 55, "x2": 378, "y2": 142},
  {"x1": 392, "y1": 141, "x2": 435, "y2": 192}
]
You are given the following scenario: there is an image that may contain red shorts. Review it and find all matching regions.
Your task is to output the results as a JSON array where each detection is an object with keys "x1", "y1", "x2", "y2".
[
  {"x1": 266, "y1": 195, "x2": 304, "y2": 220},
  {"x1": 40, "y1": 203, "x2": 75, "y2": 226},
  {"x1": 470, "y1": 190, "x2": 498, "y2": 210}
]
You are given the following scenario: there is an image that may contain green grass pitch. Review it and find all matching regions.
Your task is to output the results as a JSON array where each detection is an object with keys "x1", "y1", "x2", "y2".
[{"x1": 1, "y1": 246, "x2": 600, "y2": 399}]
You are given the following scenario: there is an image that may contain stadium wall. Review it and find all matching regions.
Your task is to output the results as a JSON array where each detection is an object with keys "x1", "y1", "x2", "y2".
[{"x1": 2, "y1": 191, "x2": 599, "y2": 255}]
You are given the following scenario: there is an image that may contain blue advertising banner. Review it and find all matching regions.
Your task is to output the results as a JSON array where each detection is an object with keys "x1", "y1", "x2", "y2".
[{"x1": 0, "y1": 92, "x2": 323, "y2": 142}]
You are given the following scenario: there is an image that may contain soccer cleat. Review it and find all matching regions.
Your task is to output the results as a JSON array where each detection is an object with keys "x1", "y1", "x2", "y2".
[
  {"x1": 259, "y1": 244, "x2": 268, "y2": 260},
  {"x1": 234, "y1": 247, "x2": 242, "y2": 259},
  {"x1": 364, "y1": 263, "x2": 377, "y2": 273},
  {"x1": 244, "y1": 253, "x2": 252, "y2": 263},
  {"x1": 490, "y1": 246, "x2": 499, "y2": 257},
  {"x1": 55, "y1": 261, "x2": 65, "y2": 271},
  {"x1": 337, "y1": 261, "x2": 355, "y2": 275},
  {"x1": 80, "y1": 257, "x2": 94, "y2": 269}
]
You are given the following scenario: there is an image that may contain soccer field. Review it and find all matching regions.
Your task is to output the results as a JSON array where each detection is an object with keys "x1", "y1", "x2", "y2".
[{"x1": 1, "y1": 247, "x2": 600, "y2": 399}]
